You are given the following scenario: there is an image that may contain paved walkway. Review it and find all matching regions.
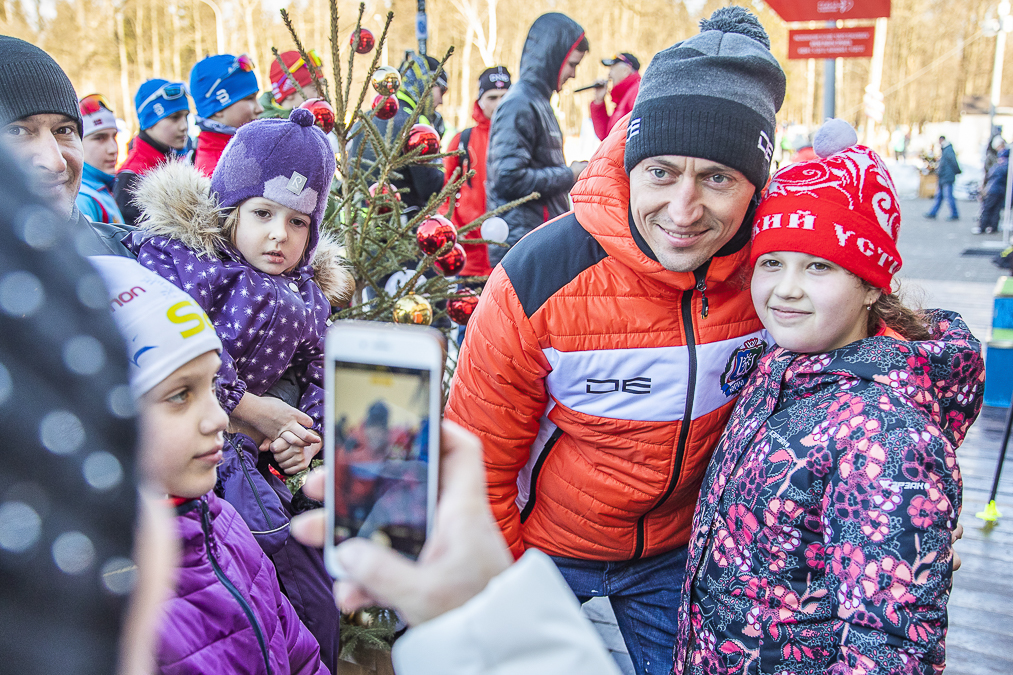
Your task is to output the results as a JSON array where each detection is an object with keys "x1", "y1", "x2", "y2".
[{"x1": 583, "y1": 197, "x2": 1013, "y2": 674}]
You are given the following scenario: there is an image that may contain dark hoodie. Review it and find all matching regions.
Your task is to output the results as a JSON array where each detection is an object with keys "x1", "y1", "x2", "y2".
[{"x1": 486, "y1": 13, "x2": 585, "y2": 266}]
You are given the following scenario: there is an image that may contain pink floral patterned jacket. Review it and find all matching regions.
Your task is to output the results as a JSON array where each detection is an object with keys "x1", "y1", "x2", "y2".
[{"x1": 674, "y1": 310, "x2": 984, "y2": 675}]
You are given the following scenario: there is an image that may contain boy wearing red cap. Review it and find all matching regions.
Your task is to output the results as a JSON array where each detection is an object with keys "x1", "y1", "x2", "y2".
[{"x1": 261, "y1": 50, "x2": 325, "y2": 119}]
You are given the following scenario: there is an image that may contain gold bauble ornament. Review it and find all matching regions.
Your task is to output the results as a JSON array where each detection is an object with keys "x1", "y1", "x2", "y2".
[
  {"x1": 392, "y1": 294, "x2": 433, "y2": 325},
  {"x1": 370, "y1": 65, "x2": 401, "y2": 97}
]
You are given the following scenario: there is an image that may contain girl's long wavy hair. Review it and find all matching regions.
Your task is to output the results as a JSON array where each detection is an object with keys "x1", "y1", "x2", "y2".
[{"x1": 864, "y1": 281, "x2": 932, "y2": 341}]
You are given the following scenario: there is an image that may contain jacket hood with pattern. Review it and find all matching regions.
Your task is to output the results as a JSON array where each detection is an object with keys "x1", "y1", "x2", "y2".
[
  {"x1": 130, "y1": 159, "x2": 352, "y2": 306},
  {"x1": 571, "y1": 116, "x2": 753, "y2": 294},
  {"x1": 518, "y1": 13, "x2": 585, "y2": 96}
]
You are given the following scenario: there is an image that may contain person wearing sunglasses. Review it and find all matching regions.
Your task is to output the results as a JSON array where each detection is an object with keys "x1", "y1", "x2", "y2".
[
  {"x1": 189, "y1": 53, "x2": 264, "y2": 176},
  {"x1": 262, "y1": 49, "x2": 324, "y2": 117},
  {"x1": 113, "y1": 78, "x2": 192, "y2": 226},
  {"x1": 588, "y1": 52, "x2": 641, "y2": 141},
  {"x1": 76, "y1": 93, "x2": 126, "y2": 225}
]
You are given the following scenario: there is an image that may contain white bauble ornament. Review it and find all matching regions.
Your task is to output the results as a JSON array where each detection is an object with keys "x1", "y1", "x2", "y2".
[
  {"x1": 384, "y1": 269, "x2": 426, "y2": 296},
  {"x1": 481, "y1": 216, "x2": 509, "y2": 243}
]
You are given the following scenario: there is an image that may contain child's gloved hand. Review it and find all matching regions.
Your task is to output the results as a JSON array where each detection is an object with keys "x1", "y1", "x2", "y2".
[{"x1": 264, "y1": 424, "x2": 322, "y2": 474}]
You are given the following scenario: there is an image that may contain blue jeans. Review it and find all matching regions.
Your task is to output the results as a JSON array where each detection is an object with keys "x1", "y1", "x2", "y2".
[
  {"x1": 927, "y1": 181, "x2": 959, "y2": 219},
  {"x1": 551, "y1": 546, "x2": 687, "y2": 675}
]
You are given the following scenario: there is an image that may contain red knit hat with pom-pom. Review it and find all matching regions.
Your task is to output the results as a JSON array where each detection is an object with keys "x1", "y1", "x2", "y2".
[{"x1": 750, "y1": 119, "x2": 902, "y2": 290}]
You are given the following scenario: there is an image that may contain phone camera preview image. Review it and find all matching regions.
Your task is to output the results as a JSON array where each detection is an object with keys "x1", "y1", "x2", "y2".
[{"x1": 332, "y1": 362, "x2": 430, "y2": 559}]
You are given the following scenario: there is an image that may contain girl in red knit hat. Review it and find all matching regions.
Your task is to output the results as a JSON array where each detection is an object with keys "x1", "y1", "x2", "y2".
[{"x1": 674, "y1": 120, "x2": 985, "y2": 675}]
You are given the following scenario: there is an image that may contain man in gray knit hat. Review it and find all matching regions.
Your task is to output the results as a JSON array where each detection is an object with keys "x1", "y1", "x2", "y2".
[
  {"x1": 445, "y1": 8, "x2": 785, "y2": 675},
  {"x1": 0, "y1": 36, "x2": 132, "y2": 255}
]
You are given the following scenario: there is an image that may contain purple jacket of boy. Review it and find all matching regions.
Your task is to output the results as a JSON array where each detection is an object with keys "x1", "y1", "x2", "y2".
[{"x1": 160, "y1": 492, "x2": 327, "y2": 675}]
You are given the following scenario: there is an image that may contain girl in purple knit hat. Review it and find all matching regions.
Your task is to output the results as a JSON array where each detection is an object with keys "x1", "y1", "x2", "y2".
[{"x1": 125, "y1": 107, "x2": 351, "y2": 671}]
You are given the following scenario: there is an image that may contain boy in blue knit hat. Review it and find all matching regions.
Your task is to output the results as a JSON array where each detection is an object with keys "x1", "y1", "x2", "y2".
[
  {"x1": 113, "y1": 78, "x2": 191, "y2": 225},
  {"x1": 189, "y1": 53, "x2": 264, "y2": 176}
]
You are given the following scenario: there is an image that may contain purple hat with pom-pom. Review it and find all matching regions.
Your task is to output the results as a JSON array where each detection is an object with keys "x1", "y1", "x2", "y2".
[
  {"x1": 624, "y1": 6, "x2": 786, "y2": 190},
  {"x1": 210, "y1": 106, "x2": 335, "y2": 263}
]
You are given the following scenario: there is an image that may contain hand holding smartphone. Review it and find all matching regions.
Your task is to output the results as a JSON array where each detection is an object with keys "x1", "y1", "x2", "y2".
[{"x1": 324, "y1": 321, "x2": 443, "y2": 578}]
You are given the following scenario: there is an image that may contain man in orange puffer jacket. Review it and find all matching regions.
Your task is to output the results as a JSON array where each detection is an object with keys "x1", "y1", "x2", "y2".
[{"x1": 445, "y1": 8, "x2": 785, "y2": 675}]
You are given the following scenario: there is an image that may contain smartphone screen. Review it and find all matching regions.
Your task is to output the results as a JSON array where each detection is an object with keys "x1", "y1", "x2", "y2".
[{"x1": 331, "y1": 360, "x2": 431, "y2": 559}]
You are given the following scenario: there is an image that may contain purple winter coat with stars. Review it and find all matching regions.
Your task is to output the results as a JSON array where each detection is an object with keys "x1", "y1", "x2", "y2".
[
  {"x1": 124, "y1": 160, "x2": 351, "y2": 426},
  {"x1": 160, "y1": 492, "x2": 327, "y2": 675}
]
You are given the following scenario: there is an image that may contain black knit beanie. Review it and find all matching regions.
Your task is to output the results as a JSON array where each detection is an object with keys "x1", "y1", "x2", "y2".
[
  {"x1": 0, "y1": 36, "x2": 82, "y2": 134},
  {"x1": 623, "y1": 7, "x2": 785, "y2": 190}
]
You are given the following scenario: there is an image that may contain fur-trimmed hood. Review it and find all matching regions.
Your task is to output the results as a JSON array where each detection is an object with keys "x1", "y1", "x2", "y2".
[{"x1": 132, "y1": 160, "x2": 352, "y2": 307}]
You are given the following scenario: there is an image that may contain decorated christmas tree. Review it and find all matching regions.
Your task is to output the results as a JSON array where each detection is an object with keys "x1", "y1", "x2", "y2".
[
  {"x1": 271, "y1": 1, "x2": 536, "y2": 665},
  {"x1": 273, "y1": 2, "x2": 534, "y2": 342}
]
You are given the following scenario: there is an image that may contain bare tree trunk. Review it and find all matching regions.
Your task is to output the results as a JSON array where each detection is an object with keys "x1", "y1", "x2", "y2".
[
  {"x1": 150, "y1": 0, "x2": 161, "y2": 78},
  {"x1": 135, "y1": 0, "x2": 147, "y2": 82},
  {"x1": 805, "y1": 58, "x2": 816, "y2": 127},
  {"x1": 486, "y1": 0, "x2": 497, "y2": 63},
  {"x1": 240, "y1": 0, "x2": 261, "y2": 86},
  {"x1": 171, "y1": 3, "x2": 182, "y2": 81},
  {"x1": 458, "y1": 23, "x2": 475, "y2": 130},
  {"x1": 115, "y1": 8, "x2": 135, "y2": 135},
  {"x1": 313, "y1": 0, "x2": 323, "y2": 57},
  {"x1": 192, "y1": 0, "x2": 203, "y2": 60}
]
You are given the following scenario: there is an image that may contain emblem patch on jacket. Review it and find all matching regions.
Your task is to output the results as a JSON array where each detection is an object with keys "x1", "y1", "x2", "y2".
[{"x1": 720, "y1": 337, "x2": 765, "y2": 396}]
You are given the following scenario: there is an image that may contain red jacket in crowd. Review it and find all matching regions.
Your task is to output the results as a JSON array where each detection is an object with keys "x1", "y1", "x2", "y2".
[
  {"x1": 589, "y1": 71, "x2": 640, "y2": 141},
  {"x1": 194, "y1": 130, "x2": 231, "y2": 176},
  {"x1": 442, "y1": 102, "x2": 494, "y2": 277}
]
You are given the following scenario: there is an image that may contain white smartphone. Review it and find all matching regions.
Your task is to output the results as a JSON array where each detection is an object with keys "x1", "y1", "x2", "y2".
[{"x1": 324, "y1": 320, "x2": 444, "y2": 579}]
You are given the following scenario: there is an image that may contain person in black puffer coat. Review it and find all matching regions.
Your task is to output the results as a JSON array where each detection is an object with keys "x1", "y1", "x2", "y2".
[{"x1": 486, "y1": 13, "x2": 589, "y2": 266}]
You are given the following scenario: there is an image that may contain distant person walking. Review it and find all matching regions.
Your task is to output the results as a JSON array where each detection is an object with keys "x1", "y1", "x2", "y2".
[
  {"x1": 925, "y1": 135, "x2": 961, "y2": 221},
  {"x1": 589, "y1": 52, "x2": 641, "y2": 141},
  {"x1": 975, "y1": 146, "x2": 1008, "y2": 234},
  {"x1": 485, "y1": 12, "x2": 589, "y2": 266}
]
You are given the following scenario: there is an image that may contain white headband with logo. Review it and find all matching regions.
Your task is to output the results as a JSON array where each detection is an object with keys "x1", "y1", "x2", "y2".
[{"x1": 89, "y1": 256, "x2": 222, "y2": 397}]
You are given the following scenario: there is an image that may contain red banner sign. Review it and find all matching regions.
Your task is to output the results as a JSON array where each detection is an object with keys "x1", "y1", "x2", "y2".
[
  {"x1": 765, "y1": 0, "x2": 890, "y2": 22},
  {"x1": 788, "y1": 26, "x2": 876, "y2": 59}
]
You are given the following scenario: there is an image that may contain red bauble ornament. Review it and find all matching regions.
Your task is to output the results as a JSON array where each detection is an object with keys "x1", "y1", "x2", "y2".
[
  {"x1": 447, "y1": 290, "x2": 479, "y2": 324},
  {"x1": 406, "y1": 124, "x2": 440, "y2": 156},
  {"x1": 372, "y1": 94, "x2": 399, "y2": 121},
  {"x1": 434, "y1": 243, "x2": 467, "y2": 276},
  {"x1": 350, "y1": 28, "x2": 375, "y2": 54},
  {"x1": 298, "y1": 98, "x2": 336, "y2": 135},
  {"x1": 416, "y1": 215, "x2": 457, "y2": 255},
  {"x1": 368, "y1": 182, "x2": 401, "y2": 215}
]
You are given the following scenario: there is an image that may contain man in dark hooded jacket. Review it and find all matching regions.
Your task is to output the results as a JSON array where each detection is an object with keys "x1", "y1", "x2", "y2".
[
  {"x1": 486, "y1": 13, "x2": 589, "y2": 266},
  {"x1": 349, "y1": 52, "x2": 445, "y2": 215}
]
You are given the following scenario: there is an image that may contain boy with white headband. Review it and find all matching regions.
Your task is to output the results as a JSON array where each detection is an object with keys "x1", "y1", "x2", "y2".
[{"x1": 91, "y1": 255, "x2": 327, "y2": 675}]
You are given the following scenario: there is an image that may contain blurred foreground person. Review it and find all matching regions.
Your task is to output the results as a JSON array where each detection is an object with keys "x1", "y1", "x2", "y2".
[{"x1": 0, "y1": 143, "x2": 139, "y2": 674}]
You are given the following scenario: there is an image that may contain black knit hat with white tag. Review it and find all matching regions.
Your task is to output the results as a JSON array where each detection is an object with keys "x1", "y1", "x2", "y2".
[
  {"x1": 623, "y1": 6, "x2": 785, "y2": 190},
  {"x1": 0, "y1": 37, "x2": 82, "y2": 135}
]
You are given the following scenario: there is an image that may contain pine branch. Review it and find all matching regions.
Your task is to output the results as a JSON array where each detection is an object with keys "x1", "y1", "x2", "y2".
[
  {"x1": 347, "y1": 11, "x2": 395, "y2": 136},
  {"x1": 328, "y1": 0, "x2": 344, "y2": 123},
  {"x1": 278, "y1": 10, "x2": 327, "y2": 105},
  {"x1": 270, "y1": 47, "x2": 309, "y2": 104},
  {"x1": 457, "y1": 191, "x2": 541, "y2": 235}
]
